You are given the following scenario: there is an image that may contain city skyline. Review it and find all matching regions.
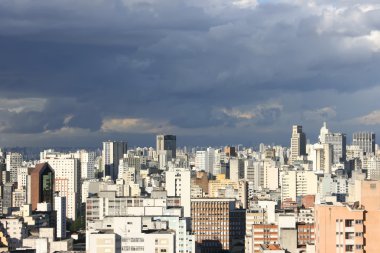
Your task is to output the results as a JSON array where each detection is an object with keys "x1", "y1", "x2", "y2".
[
  {"x1": 0, "y1": 123, "x2": 376, "y2": 150},
  {"x1": 1, "y1": 1, "x2": 380, "y2": 147}
]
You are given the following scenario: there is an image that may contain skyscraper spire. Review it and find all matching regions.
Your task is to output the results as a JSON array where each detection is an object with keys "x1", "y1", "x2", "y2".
[{"x1": 319, "y1": 121, "x2": 330, "y2": 143}]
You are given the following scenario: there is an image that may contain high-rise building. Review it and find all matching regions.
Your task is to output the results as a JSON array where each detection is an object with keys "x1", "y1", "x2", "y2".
[
  {"x1": 315, "y1": 203, "x2": 364, "y2": 253},
  {"x1": 28, "y1": 163, "x2": 55, "y2": 211},
  {"x1": 206, "y1": 147, "x2": 215, "y2": 175},
  {"x1": 353, "y1": 132, "x2": 375, "y2": 155},
  {"x1": 165, "y1": 168, "x2": 191, "y2": 217},
  {"x1": 309, "y1": 143, "x2": 333, "y2": 172},
  {"x1": 224, "y1": 146, "x2": 236, "y2": 157},
  {"x1": 290, "y1": 125, "x2": 306, "y2": 164},
  {"x1": 74, "y1": 150, "x2": 96, "y2": 180},
  {"x1": 2, "y1": 183, "x2": 14, "y2": 215},
  {"x1": 102, "y1": 141, "x2": 128, "y2": 180},
  {"x1": 280, "y1": 169, "x2": 318, "y2": 202},
  {"x1": 263, "y1": 159, "x2": 280, "y2": 191},
  {"x1": 156, "y1": 134, "x2": 176, "y2": 160},
  {"x1": 41, "y1": 156, "x2": 80, "y2": 220},
  {"x1": 325, "y1": 133, "x2": 347, "y2": 164},
  {"x1": 54, "y1": 196, "x2": 66, "y2": 239},
  {"x1": 195, "y1": 150, "x2": 207, "y2": 172},
  {"x1": 229, "y1": 158, "x2": 244, "y2": 182},
  {"x1": 6, "y1": 152, "x2": 22, "y2": 183},
  {"x1": 244, "y1": 161, "x2": 264, "y2": 190},
  {"x1": 316, "y1": 180, "x2": 380, "y2": 253},
  {"x1": 191, "y1": 198, "x2": 245, "y2": 252}
]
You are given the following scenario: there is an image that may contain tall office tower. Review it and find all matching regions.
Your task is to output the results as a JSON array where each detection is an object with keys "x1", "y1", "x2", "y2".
[
  {"x1": 195, "y1": 151, "x2": 207, "y2": 171},
  {"x1": 6, "y1": 152, "x2": 22, "y2": 183},
  {"x1": 206, "y1": 147, "x2": 215, "y2": 175},
  {"x1": 324, "y1": 133, "x2": 347, "y2": 164},
  {"x1": 213, "y1": 149, "x2": 223, "y2": 175},
  {"x1": 0, "y1": 159, "x2": 5, "y2": 184},
  {"x1": 102, "y1": 141, "x2": 128, "y2": 180},
  {"x1": 165, "y1": 168, "x2": 191, "y2": 217},
  {"x1": 195, "y1": 148, "x2": 217, "y2": 175},
  {"x1": 74, "y1": 150, "x2": 96, "y2": 180},
  {"x1": 290, "y1": 125, "x2": 306, "y2": 164},
  {"x1": 224, "y1": 146, "x2": 236, "y2": 157},
  {"x1": 191, "y1": 198, "x2": 245, "y2": 252},
  {"x1": 229, "y1": 158, "x2": 244, "y2": 182},
  {"x1": 353, "y1": 132, "x2": 376, "y2": 155},
  {"x1": 54, "y1": 196, "x2": 66, "y2": 239},
  {"x1": 244, "y1": 161, "x2": 264, "y2": 190},
  {"x1": 28, "y1": 163, "x2": 55, "y2": 211},
  {"x1": 366, "y1": 156, "x2": 380, "y2": 180},
  {"x1": 156, "y1": 134, "x2": 176, "y2": 159},
  {"x1": 2, "y1": 183, "x2": 14, "y2": 215},
  {"x1": 41, "y1": 157, "x2": 80, "y2": 221}
]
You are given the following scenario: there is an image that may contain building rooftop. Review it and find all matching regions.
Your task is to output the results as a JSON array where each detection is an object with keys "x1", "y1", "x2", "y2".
[{"x1": 260, "y1": 244, "x2": 282, "y2": 250}]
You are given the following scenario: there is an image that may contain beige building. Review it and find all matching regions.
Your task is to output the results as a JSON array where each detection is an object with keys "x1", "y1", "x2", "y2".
[
  {"x1": 208, "y1": 174, "x2": 247, "y2": 207},
  {"x1": 208, "y1": 174, "x2": 238, "y2": 197},
  {"x1": 88, "y1": 232, "x2": 116, "y2": 253}
]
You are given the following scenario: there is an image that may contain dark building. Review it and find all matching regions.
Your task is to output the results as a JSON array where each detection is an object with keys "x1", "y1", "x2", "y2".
[
  {"x1": 102, "y1": 141, "x2": 128, "y2": 180},
  {"x1": 2, "y1": 183, "x2": 14, "y2": 215},
  {"x1": 224, "y1": 146, "x2": 236, "y2": 157},
  {"x1": 156, "y1": 134, "x2": 177, "y2": 159},
  {"x1": 29, "y1": 163, "x2": 55, "y2": 210}
]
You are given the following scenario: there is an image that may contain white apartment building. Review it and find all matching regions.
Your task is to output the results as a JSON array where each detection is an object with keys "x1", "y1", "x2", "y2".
[
  {"x1": 74, "y1": 150, "x2": 96, "y2": 179},
  {"x1": 195, "y1": 151, "x2": 207, "y2": 172},
  {"x1": 16, "y1": 166, "x2": 29, "y2": 190},
  {"x1": 54, "y1": 196, "x2": 66, "y2": 239},
  {"x1": 165, "y1": 168, "x2": 191, "y2": 217},
  {"x1": 88, "y1": 216, "x2": 176, "y2": 253},
  {"x1": 280, "y1": 169, "x2": 318, "y2": 201},
  {"x1": 41, "y1": 154, "x2": 80, "y2": 221},
  {"x1": 263, "y1": 159, "x2": 280, "y2": 190}
]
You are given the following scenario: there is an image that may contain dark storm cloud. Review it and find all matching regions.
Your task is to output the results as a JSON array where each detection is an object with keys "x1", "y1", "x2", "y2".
[{"x1": 0, "y1": 0, "x2": 380, "y2": 146}]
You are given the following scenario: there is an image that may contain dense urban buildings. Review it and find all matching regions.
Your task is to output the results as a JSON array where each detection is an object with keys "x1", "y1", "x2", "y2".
[{"x1": 0, "y1": 124, "x2": 380, "y2": 252}]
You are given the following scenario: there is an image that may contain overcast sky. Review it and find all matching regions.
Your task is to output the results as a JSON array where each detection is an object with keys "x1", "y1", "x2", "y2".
[{"x1": 0, "y1": 0, "x2": 380, "y2": 148}]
